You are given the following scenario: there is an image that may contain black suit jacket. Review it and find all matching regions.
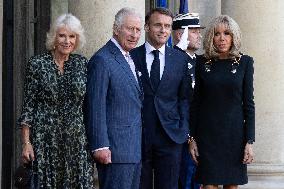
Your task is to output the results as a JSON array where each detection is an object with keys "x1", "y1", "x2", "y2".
[
  {"x1": 173, "y1": 45, "x2": 196, "y2": 102},
  {"x1": 131, "y1": 44, "x2": 190, "y2": 144}
]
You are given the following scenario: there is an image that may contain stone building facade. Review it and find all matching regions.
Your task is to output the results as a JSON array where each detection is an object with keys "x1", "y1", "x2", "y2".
[{"x1": 1, "y1": 0, "x2": 284, "y2": 188}]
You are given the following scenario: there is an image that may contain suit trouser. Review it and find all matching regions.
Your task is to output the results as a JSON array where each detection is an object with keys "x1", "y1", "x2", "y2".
[
  {"x1": 97, "y1": 162, "x2": 141, "y2": 189},
  {"x1": 140, "y1": 121, "x2": 183, "y2": 189}
]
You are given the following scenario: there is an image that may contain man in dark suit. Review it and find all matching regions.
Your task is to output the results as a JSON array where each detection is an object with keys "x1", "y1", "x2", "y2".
[
  {"x1": 85, "y1": 7, "x2": 143, "y2": 189},
  {"x1": 130, "y1": 8, "x2": 190, "y2": 189},
  {"x1": 172, "y1": 13, "x2": 204, "y2": 189}
]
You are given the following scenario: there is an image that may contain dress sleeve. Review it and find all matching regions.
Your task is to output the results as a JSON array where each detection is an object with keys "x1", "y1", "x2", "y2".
[
  {"x1": 243, "y1": 56, "x2": 255, "y2": 142},
  {"x1": 18, "y1": 57, "x2": 40, "y2": 128},
  {"x1": 77, "y1": 54, "x2": 88, "y2": 72}
]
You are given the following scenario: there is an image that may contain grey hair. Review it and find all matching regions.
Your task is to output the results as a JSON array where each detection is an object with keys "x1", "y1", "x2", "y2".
[
  {"x1": 203, "y1": 15, "x2": 242, "y2": 59},
  {"x1": 46, "y1": 13, "x2": 86, "y2": 51},
  {"x1": 113, "y1": 7, "x2": 142, "y2": 32}
]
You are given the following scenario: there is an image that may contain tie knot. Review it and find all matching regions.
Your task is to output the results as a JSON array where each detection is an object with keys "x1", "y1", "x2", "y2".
[{"x1": 152, "y1": 50, "x2": 159, "y2": 58}]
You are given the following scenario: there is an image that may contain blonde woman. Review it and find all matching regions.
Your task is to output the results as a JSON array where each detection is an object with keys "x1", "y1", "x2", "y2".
[{"x1": 189, "y1": 15, "x2": 255, "y2": 189}]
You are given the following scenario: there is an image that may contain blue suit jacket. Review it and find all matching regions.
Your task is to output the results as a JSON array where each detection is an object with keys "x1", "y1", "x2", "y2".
[
  {"x1": 130, "y1": 44, "x2": 190, "y2": 144},
  {"x1": 85, "y1": 40, "x2": 143, "y2": 163}
]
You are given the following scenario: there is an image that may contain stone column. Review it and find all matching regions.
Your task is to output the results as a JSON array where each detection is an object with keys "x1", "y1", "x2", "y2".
[
  {"x1": 222, "y1": 0, "x2": 284, "y2": 188},
  {"x1": 189, "y1": 0, "x2": 221, "y2": 26},
  {"x1": 51, "y1": 0, "x2": 68, "y2": 24},
  {"x1": 189, "y1": 0, "x2": 221, "y2": 54},
  {"x1": 68, "y1": 0, "x2": 145, "y2": 58}
]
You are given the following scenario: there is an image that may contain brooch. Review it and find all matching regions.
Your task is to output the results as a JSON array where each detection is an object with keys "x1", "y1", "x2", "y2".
[
  {"x1": 204, "y1": 55, "x2": 242, "y2": 74},
  {"x1": 231, "y1": 56, "x2": 242, "y2": 74},
  {"x1": 204, "y1": 59, "x2": 212, "y2": 72},
  {"x1": 188, "y1": 62, "x2": 193, "y2": 70}
]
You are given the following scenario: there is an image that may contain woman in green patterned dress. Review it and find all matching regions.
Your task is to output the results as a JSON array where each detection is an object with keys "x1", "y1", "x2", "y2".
[{"x1": 19, "y1": 13, "x2": 95, "y2": 188}]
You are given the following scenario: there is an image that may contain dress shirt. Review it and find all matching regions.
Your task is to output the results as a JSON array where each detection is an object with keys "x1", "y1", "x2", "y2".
[
  {"x1": 145, "y1": 42, "x2": 166, "y2": 79},
  {"x1": 186, "y1": 52, "x2": 196, "y2": 60}
]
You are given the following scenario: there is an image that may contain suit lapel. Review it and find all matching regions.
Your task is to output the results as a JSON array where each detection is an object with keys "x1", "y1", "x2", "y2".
[
  {"x1": 136, "y1": 45, "x2": 156, "y2": 92},
  {"x1": 108, "y1": 41, "x2": 142, "y2": 93}
]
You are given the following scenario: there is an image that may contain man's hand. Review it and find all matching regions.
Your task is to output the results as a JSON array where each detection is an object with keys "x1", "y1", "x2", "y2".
[
  {"x1": 189, "y1": 140, "x2": 199, "y2": 164},
  {"x1": 176, "y1": 27, "x2": 189, "y2": 50},
  {"x1": 93, "y1": 149, "x2": 112, "y2": 164},
  {"x1": 243, "y1": 143, "x2": 254, "y2": 164}
]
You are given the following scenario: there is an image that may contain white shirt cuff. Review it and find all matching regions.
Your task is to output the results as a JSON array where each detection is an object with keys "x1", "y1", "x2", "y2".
[{"x1": 93, "y1": 147, "x2": 109, "y2": 153}]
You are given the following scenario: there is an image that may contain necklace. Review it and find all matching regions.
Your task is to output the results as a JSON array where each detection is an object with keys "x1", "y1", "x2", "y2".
[
  {"x1": 51, "y1": 51, "x2": 65, "y2": 75},
  {"x1": 53, "y1": 59, "x2": 64, "y2": 75}
]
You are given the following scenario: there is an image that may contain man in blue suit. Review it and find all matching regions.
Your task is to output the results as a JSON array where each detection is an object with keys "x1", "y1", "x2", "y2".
[
  {"x1": 85, "y1": 7, "x2": 143, "y2": 189},
  {"x1": 130, "y1": 7, "x2": 190, "y2": 189}
]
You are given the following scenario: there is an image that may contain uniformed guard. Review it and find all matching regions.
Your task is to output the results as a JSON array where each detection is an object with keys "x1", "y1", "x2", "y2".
[{"x1": 172, "y1": 12, "x2": 205, "y2": 189}]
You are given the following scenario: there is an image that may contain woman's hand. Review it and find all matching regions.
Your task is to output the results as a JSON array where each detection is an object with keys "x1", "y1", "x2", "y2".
[
  {"x1": 21, "y1": 125, "x2": 34, "y2": 163},
  {"x1": 189, "y1": 140, "x2": 199, "y2": 164},
  {"x1": 243, "y1": 143, "x2": 254, "y2": 164},
  {"x1": 22, "y1": 142, "x2": 35, "y2": 164}
]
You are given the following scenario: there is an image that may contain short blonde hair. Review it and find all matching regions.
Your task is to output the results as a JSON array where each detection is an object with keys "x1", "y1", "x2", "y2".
[
  {"x1": 203, "y1": 15, "x2": 241, "y2": 59},
  {"x1": 46, "y1": 13, "x2": 86, "y2": 51}
]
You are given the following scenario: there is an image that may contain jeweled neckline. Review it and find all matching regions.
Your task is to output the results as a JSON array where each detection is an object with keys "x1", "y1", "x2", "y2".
[{"x1": 204, "y1": 56, "x2": 242, "y2": 73}]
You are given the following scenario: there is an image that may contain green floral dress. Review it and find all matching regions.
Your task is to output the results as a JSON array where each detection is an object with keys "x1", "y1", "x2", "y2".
[{"x1": 19, "y1": 52, "x2": 95, "y2": 189}]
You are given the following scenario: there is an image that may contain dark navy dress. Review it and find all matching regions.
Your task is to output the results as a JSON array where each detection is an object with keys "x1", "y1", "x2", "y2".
[{"x1": 190, "y1": 55, "x2": 255, "y2": 185}]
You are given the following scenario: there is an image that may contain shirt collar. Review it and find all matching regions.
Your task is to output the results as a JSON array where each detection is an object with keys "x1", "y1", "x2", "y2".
[
  {"x1": 145, "y1": 41, "x2": 165, "y2": 55},
  {"x1": 111, "y1": 37, "x2": 128, "y2": 57},
  {"x1": 187, "y1": 52, "x2": 196, "y2": 59}
]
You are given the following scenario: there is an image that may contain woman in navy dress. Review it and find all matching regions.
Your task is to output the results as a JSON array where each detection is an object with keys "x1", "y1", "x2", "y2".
[{"x1": 189, "y1": 15, "x2": 255, "y2": 189}]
